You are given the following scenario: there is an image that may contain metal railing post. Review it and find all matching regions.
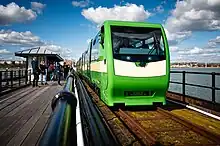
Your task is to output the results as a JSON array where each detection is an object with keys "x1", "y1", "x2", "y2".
[
  {"x1": 25, "y1": 69, "x2": 28, "y2": 85},
  {"x1": 10, "y1": 71, "x2": 13, "y2": 88},
  {"x1": 29, "y1": 70, "x2": 31, "y2": 84},
  {"x1": 0, "y1": 72, "x2": 2, "y2": 93},
  {"x1": 19, "y1": 69, "x2": 21, "y2": 86},
  {"x1": 212, "y1": 72, "x2": 215, "y2": 103},
  {"x1": 5, "y1": 69, "x2": 9, "y2": 86},
  {"x1": 182, "y1": 71, "x2": 186, "y2": 102}
]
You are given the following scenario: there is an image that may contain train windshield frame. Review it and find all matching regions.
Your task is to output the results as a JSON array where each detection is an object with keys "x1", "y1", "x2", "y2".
[{"x1": 111, "y1": 26, "x2": 166, "y2": 63}]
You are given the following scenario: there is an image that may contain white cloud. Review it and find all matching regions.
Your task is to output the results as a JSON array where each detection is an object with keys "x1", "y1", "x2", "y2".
[
  {"x1": 165, "y1": 28, "x2": 192, "y2": 46},
  {"x1": 208, "y1": 36, "x2": 220, "y2": 47},
  {"x1": 40, "y1": 44, "x2": 62, "y2": 52},
  {"x1": 170, "y1": 46, "x2": 179, "y2": 52},
  {"x1": 163, "y1": 0, "x2": 220, "y2": 46},
  {"x1": 39, "y1": 45, "x2": 74, "y2": 59},
  {"x1": 170, "y1": 37, "x2": 220, "y2": 62},
  {"x1": 173, "y1": 54, "x2": 220, "y2": 63},
  {"x1": 31, "y1": 2, "x2": 46, "y2": 14},
  {"x1": 0, "y1": 49, "x2": 11, "y2": 54},
  {"x1": 165, "y1": 0, "x2": 220, "y2": 33},
  {"x1": 178, "y1": 46, "x2": 220, "y2": 55},
  {"x1": 154, "y1": 5, "x2": 164, "y2": 13},
  {"x1": 0, "y1": 29, "x2": 44, "y2": 46},
  {"x1": 0, "y1": 29, "x2": 73, "y2": 60},
  {"x1": 72, "y1": 0, "x2": 91, "y2": 8},
  {"x1": 81, "y1": 3, "x2": 151, "y2": 25},
  {"x1": 0, "y1": 2, "x2": 37, "y2": 25}
]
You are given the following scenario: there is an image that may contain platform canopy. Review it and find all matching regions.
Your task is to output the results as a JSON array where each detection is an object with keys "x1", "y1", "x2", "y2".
[{"x1": 15, "y1": 47, "x2": 63, "y2": 61}]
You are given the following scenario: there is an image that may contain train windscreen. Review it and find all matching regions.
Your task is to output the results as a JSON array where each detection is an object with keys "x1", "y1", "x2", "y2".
[{"x1": 111, "y1": 26, "x2": 166, "y2": 63}]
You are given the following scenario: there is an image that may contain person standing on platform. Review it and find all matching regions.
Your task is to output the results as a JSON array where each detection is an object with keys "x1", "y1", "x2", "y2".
[
  {"x1": 48, "y1": 62, "x2": 55, "y2": 82},
  {"x1": 31, "y1": 57, "x2": 40, "y2": 87},
  {"x1": 63, "y1": 62, "x2": 69, "y2": 79},
  {"x1": 55, "y1": 63, "x2": 62, "y2": 85},
  {"x1": 40, "y1": 61, "x2": 48, "y2": 85}
]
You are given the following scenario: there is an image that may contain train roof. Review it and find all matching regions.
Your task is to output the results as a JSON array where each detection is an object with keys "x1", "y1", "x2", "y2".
[{"x1": 101, "y1": 20, "x2": 163, "y2": 28}]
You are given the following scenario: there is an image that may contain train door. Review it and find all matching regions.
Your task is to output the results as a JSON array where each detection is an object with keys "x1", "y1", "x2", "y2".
[
  {"x1": 88, "y1": 41, "x2": 92, "y2": 80},
  {"x1": 100, "y1": 26, "x2": 108, "y2": 90}
]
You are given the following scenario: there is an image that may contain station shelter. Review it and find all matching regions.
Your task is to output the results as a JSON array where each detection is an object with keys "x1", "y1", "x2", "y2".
[{"x1": 15, "y1": 47, "x2": 63, "y2": 81}]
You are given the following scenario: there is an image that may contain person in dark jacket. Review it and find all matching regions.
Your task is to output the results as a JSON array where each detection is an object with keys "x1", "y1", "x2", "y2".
[
  {"x1": 31, "y1": 57, "x2": 40, "y2": 87},
  {"x1": 63, "y1": 62, "x2": 69, "y2": 79},
  {"x1": 48, "y1": 62, "x2": 55, "y2": 81},
  {"x1": 55, "y1": 63, "x2": 62, "y2": 85}
]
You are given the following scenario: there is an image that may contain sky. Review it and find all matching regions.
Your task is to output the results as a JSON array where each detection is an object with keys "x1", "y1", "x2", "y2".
[{"x1": 0, "y1": 0, "x2": 220, "y2": 63}]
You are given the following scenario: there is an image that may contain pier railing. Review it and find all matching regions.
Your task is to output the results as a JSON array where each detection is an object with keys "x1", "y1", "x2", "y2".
[
  {"x1": 0, "y1": 69, "x2": 31, "y2": 94},
  {"x1": 169, "y1": 71, "x2": 220, "y2": 103},
  {"x1": 40, "y1": 73, "x2": 77, "y2": 146}
]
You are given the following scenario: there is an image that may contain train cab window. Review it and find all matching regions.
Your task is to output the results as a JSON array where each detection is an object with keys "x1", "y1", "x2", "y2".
[{"x1": 111, "y1": 26, "x2": 166, "y2": 63}]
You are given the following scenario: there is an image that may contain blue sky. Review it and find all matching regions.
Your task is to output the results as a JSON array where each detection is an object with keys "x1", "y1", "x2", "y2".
[{"x1": 0, "y1": 0, "x2": 220, "y2": 62}]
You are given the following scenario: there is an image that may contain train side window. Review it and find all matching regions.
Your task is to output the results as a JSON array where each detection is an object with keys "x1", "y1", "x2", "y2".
[
  {"x1": 93, "y1": 39, "x2": 96, "y2": 46},
  {"x1": 100, "y1": 26, "x2": 104, "y2": 45},
  {"x1": 91, "y1": 31, "x2": 100, "y2": 61}
]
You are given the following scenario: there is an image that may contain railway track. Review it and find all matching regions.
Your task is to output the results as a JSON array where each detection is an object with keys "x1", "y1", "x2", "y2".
[{"x1": 81, "y1": 79, "x2": 220, "y2": 146}]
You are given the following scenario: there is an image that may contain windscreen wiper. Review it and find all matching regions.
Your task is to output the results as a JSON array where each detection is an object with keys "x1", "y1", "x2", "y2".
[{"x1": 147, "y1": 33, "x2": 162, "y2": 55}]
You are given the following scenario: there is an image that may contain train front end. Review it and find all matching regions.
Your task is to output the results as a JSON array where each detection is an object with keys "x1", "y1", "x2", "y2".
[{"x1": 104, "y1": 21, "x2": 170, "y2": 106}]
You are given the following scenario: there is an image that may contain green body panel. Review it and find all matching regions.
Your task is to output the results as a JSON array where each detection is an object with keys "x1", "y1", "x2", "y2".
[
  {"x1": 79, "y1": 20, "x2": 170, "y2": 106},
  {"x1": 90, "y1": 70, "x2": 101, "y2": 87},
  {"x1": 105, "y1": 75, "x2": 168, "y2": 106}
]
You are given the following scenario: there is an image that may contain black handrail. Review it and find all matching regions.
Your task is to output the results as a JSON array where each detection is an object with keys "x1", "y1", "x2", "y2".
[
  {"x1": 170, "y1": 71, "x2": 220, "y2": 103},
  {"x1": 63, "y1": 74, "x2": 75, "y2": 93},
  {"x1": 40, "y1": 74, "x2": 77, "y2": 146}
]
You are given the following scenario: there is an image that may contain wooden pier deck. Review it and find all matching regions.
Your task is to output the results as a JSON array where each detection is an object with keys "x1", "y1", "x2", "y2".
[{"x1": 0, "y1": 82, "x2": 63, "y2": 146}]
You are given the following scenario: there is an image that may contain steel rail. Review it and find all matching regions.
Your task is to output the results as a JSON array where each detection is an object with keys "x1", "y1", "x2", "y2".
[
  {"x1": 116, "y1": 109, "x2": 156, "y2": 146},
  {"x1": 157, "y1": 107, "x2": 220, "y2": 144}
]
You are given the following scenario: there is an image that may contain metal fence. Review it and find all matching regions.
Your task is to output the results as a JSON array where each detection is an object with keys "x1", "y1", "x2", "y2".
[
  {"x1": 169, "y1": 71, "x2": 220, "y2": 103},
  {"x1": 0, "y1": 69, "x2": 31, "y2": 94}
]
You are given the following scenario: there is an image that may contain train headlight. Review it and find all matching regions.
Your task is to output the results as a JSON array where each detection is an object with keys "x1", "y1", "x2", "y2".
[{"x1": 126, "y1": 56, "x2": 131, "y2": 60}]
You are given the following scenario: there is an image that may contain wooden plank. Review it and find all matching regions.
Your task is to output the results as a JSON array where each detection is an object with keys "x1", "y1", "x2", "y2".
[
  {"x1": 0, "y1": 82, "x2": 28, "y2": 96},
  {"x1": 7, "y1": 97, "x2": 51, "y2": 146},
  {"x1": 0, "y1": 88, "x2": 39, "y2": 118},
  {"x1": 0, "y1": 87, "x2": 52, "y2": 146},
  {"x1": 0, "y1": 87, "x2": 36, "y2": 112},
  {"x1": 0, "y1": 89, "x2": 44, "y2": 136},
  {"x1": 0, "y1": 86, "x2": 32, "y2": 103},
  {"x1": 36, "y1": 85, "x2": 63, "y2": 145},
  {"x1": 21, "y1": 102, "x2": 52, "y2": 146},
  {"x1": 6, "y1": 86, "x2": 50, "y2": 117},
  {"x1": 0, "y1": 83, "x2": 62, "y2": 146}
]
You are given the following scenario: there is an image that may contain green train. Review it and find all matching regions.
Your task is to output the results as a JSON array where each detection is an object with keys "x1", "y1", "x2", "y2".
[{"x1": 76, "y1": 20, "x2": 170, "y2": 106}]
